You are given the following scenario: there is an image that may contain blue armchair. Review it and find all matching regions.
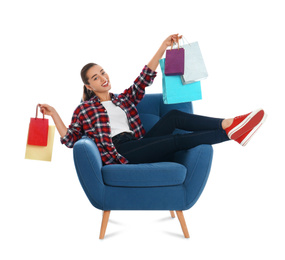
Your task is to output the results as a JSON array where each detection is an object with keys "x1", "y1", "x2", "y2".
[{"x1": 73, "y1": 93, "x2": 213, "y2": 239}]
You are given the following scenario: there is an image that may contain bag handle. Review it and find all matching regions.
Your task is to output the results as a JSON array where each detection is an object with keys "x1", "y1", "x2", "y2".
[
  {"x1": 170, "y1": 35, "x2": 183, "y2": 50},
  {"x1": 35, "y1": 104, "x2": 45, "y2": 119},
  {"x1": 170, "y1": 39, "x2": 180, "y2": 50},
  {"x1": 181, "y1": 36, "x2": 191, "y2": 46}
]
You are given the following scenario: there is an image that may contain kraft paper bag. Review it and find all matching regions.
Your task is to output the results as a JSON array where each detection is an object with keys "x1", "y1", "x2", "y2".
[{"x1": 25, "y1": 125, "x2": 55, "y2": 162}]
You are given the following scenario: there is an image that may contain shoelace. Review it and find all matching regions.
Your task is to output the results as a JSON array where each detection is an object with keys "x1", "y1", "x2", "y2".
[{"x1": 234, "y1": 113, "x2": 247, "y2": 120}]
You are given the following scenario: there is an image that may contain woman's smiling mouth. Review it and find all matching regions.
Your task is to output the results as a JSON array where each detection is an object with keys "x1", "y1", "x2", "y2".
[{"x1": 102, "y1": 81, "x2": 109, "y2": 87}]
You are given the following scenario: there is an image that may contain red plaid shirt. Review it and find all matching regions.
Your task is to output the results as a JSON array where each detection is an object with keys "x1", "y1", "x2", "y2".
[{"x1": 61, "y1": 65, "x2": 157, "y2": 165}]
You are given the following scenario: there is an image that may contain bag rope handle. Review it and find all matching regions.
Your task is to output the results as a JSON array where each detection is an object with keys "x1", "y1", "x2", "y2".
[
  {"x1": 36, "y1": 104, "x2": 45, "y2": 119},
  {"x1": 170, "y1": 39, "x2": 180, "y2": 50},
  {"x1": 181, "y1": 35, "x2": 191, "y2": 46},
  {"x1": 170, "y1": 35, "x2": 183, "y2": 50}
]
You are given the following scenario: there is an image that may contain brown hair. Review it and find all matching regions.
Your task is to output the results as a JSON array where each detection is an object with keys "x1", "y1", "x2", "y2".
[{"x1": 81, "y1": 63, "x2": 97, "y2": 101}]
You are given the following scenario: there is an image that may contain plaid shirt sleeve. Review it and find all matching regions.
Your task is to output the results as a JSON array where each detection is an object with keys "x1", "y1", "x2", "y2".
[
  {"x1": 60, "y1": 106, "x2": 83, "y2": 148},
  {"x1": 119, "y1": 65, "x2": 157, "y2": 105}
]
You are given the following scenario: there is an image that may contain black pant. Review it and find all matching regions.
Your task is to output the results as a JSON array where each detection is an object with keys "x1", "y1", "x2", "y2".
[{"x1": 114, "y1": 110, "x2": 230, "y2": 164}]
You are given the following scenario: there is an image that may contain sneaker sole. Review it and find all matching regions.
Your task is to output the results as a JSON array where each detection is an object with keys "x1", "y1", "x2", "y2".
[
  {"x1": 228, "y1": 109, "x2": 264, "y2": 140},
  {"x1": 240, "y1": 113, "x2": 267, "y2": 146}
]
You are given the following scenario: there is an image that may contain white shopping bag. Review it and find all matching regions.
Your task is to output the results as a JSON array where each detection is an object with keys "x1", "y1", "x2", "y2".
[{"x1": 181, "y1": 41, "x2": 208, "y2": 85}]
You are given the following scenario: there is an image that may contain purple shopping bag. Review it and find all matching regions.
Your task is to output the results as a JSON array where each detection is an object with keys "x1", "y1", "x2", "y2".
[{"x1": 164, "y1": 41, "x2": 185, "y2": 76}]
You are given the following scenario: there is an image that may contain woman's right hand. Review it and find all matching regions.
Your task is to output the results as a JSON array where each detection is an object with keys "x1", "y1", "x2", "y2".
[
  {"x1": 38, "y1": 104, "x2": 56, "y2": 117},
  {"x1": 38, "y1": 103, "x2": 68, "y2": 138}
]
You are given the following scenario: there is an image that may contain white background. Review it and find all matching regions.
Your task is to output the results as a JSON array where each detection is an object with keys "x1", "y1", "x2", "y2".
[{"x1": 1, "y1": 0, "x2": 284, "y2": 259}]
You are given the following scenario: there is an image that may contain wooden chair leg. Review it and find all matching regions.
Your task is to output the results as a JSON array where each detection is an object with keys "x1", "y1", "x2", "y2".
[
  {"x1": 99, "y1": 210, "x2": 110, "y2": 239},
  {"x1": 176, "y1": 211, "x2": 190, "y2": 238},
  {"x1": 170, "y1": 211, "x2": 175, "y2": 218}
]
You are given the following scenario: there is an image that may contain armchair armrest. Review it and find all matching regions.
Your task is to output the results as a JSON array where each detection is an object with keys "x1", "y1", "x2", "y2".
[
  {"x1": 73, "y1": 137, "x2": 105, "y2": 210},
  {"x1": 173, "y1": 144, "x2": 213, "y2": 210}
]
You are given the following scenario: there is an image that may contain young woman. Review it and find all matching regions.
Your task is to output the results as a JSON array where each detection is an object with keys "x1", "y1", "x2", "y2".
[{"x1": 39, "y1": 34, "x2": 267, "y2": 165}]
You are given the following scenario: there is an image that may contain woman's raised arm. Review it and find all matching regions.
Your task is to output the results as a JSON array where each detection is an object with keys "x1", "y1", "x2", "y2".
[{"x1": 147, "y1": 34, "x2": 182, "y2": 71}]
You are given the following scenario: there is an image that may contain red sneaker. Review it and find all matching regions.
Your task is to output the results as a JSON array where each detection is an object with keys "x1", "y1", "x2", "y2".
[
  {"x1": 225, "y1": 109, "x2": 265, "y2": 140},
  {"x1": 235, "y1": 113, "x2": 267, "y2": 146}
]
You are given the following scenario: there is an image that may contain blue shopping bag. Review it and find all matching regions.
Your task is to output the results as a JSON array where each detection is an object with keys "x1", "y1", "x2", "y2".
[{"x1": 159, "y1": 58, "x2": 202, "y2": 104}]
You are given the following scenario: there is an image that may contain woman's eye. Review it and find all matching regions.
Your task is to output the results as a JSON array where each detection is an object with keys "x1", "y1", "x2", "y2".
[{"x1": 94, "y1": 77, "x2": 98, "y2": 81}]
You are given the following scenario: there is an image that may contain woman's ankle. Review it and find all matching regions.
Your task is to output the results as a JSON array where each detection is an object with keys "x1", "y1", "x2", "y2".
[{"x1": 222, "y1": 118, "x2": 234, "y2": 130}]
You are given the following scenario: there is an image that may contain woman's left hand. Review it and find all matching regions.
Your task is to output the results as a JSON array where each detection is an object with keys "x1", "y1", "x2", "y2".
[
  {"x1": 147, "y1": 33, "x2": 183, "y2": 71},
  {"x1": 163, "y1": 34, "x2": 183, "y2": 48}
]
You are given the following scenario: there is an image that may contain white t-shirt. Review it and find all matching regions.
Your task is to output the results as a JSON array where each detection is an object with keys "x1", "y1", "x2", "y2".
[{"x1": 101, "y1": 101, "x2": 133, "y2": 137}]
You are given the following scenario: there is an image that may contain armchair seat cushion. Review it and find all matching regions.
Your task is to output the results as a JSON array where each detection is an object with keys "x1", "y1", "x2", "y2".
[{"x1": 102, "y1": 162, "x2": 187, "y2": 187}]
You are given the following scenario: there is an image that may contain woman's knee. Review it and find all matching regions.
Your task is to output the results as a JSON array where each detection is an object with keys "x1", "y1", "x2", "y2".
[{"x1": 165, "y1": 109, "x2": 182, "y2": 118}]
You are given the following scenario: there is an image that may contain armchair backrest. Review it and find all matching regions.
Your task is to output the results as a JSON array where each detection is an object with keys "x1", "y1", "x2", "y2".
[{"x1": 136, "y1": 93, "x2": 193, "y2": 133}]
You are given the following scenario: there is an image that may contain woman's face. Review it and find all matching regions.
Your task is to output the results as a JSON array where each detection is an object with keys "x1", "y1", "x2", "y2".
[{"x1": 85, "y1": 65, "x2": 111, "y2": 94}]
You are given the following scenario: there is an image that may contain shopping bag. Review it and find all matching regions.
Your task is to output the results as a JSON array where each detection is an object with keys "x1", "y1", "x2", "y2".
[
  {"x1": 164, "y1": 40, "x2": 185, "y2": 76},
  {"x1": 180, "y1": 41, "x2": 208, "y2": 84},
  {"x1": 27, "y1": 105, "x2": 49, "y2": 146},
  {"x1": 25, "y1": 125, "x2": 55, "y2": 162},
  {"x1": 160, "y1": 58, "x2": 202, "y2": 104}
]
